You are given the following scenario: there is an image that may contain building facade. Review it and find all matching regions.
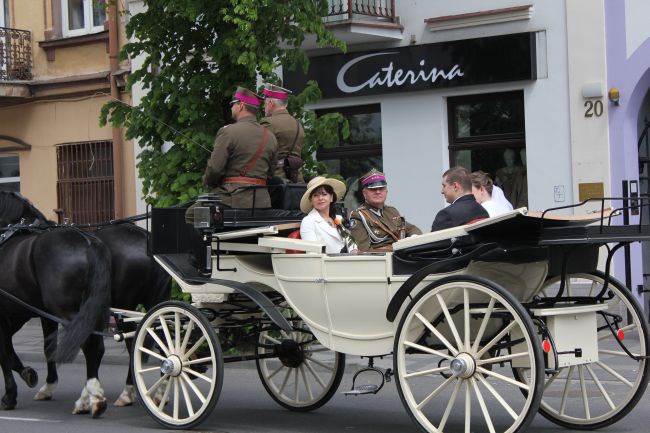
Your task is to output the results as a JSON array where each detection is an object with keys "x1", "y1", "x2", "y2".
[
  {"x1": 122, "y1": 1, "x2": 650, "y2": 315},
  {"x1": 0, "y1": 0, "x2": 135, "y2": 223},
  {"x1": 284, "y1": 0, "x2": 649, "y2": 314}
]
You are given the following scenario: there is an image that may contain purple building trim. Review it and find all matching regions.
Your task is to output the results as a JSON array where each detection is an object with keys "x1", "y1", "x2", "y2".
[{"x1": 605, "y1": 0, "x2": 650, "y2": 294}]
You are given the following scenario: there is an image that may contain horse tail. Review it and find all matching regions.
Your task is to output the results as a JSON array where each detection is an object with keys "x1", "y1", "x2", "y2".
[{"x1": 56, "y1": 236, "x2": 111, "y2": 363}]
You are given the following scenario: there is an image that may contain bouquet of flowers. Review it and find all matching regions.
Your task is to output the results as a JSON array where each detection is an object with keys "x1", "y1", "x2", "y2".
[{"x1": 334, "y1": 214, "x2": 358, "y2": 253}]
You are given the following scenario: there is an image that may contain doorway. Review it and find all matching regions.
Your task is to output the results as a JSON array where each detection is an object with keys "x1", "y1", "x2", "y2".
[{"x1": 637, "y1": 89, "x2": 650, "y2": 320}]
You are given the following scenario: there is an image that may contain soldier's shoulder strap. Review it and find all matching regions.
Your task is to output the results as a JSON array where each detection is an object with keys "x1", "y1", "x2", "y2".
[{"x1": 358, "y1": 208, "x2": 399, "y2": 242}]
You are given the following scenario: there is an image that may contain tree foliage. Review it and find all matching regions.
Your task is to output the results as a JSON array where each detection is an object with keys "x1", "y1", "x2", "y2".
[{"x1": 101, "y1": 0, "x2": 347, "y2": 206}]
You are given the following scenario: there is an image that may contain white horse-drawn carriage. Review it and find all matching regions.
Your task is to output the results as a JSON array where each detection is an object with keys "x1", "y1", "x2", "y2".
[{"x1": 116, "y1": 193, "x2": 649, "y2": 433}]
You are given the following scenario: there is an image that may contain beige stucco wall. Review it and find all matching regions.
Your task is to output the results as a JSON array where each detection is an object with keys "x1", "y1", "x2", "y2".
[
  {"x1": 1, "y1": 0, "x2": 136, "y2": 219},
  {"x1": 0, "y1": 95, "x2": 136, "y2": 220}
]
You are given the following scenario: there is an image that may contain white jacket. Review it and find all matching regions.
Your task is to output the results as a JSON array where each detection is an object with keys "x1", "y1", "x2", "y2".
[{"x1": 300, "y1": 209, "x2": 345, "y2": 254}]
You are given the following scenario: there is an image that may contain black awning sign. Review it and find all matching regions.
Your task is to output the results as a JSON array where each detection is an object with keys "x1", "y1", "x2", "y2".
[
  {"x1": 336, "y1": 52, "x2": 465, "y2": 94},
  {"x1": 285, "y1": 32, "x2": 537, "y2": 99}
]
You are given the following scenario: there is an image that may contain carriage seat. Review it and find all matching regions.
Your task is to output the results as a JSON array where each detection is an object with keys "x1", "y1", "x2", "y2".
[{"x1": 269, "y1": 176, "x2": 307, "y2": 211}]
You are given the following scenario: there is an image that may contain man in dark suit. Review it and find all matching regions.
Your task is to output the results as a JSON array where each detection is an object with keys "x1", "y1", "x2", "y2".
[{"x1": 431, "y1": 166, "x2": 489, "y2": 231}]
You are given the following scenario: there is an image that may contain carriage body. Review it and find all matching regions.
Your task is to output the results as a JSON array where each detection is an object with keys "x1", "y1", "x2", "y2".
[
  {"x1": 155, "y1": 209, "x2": 553, "y2": 356},
  {"x1": 139, "y1": 202, "x2": 649, "y2": 432}
]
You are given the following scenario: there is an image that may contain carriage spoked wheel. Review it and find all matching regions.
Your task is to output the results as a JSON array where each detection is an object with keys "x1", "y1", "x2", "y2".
[
  {"x1": 131, "y1": 301, "x2": 224, "y2": 429},
  {"x1": 516, "y1": 272, "x2": 650, "y2": 429},
  {"x1": 255, "y1": 304, "x2": 345, "y2": 411},
  {"x1": 394, "y1": 275, "x2": 544, "y2": 433}
]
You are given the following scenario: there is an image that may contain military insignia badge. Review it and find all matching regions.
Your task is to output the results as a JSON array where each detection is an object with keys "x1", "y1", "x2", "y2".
[{"x1": 348, "y1": 219, "x2": 357, "y2": 229}]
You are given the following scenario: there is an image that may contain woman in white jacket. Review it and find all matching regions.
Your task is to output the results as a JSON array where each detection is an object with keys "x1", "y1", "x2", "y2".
[{"x1": 300, "y1": 176, "x2": 357, "y2": 253}]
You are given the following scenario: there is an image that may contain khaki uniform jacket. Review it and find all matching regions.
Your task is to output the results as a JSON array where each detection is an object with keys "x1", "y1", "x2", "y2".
[
  {"x1": 203, "y1": 117, "x2": 278, "y2": 208},
  {"x1": 349, "y1": 204, "x2": 422, "y2": 251},
  {"x1": 260, "y1": 109, "x2": 305, "y2": 180}
]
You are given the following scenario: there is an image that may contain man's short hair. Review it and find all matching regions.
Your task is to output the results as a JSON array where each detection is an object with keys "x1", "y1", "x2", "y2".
[
  {"x1": 471, "y1": 170, "x2": 494, "y2": 195},
  {"x1": 269, "y1": 97, "x2": 288, "y2": 107},
  {"x1": 241, "y1": 104, "x2": 258, "y2": 114},
  {"x1": 443, "y1": 166, "x2": 472, "y2": 192}
]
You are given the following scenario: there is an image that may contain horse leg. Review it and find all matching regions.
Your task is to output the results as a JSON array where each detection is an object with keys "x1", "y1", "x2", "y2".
[
  {"x1": 6, "y1": 320, "x2": 38, "y2": 389},
  {"x1": 72, "y1": 334, "x2": 107, "y2": 418},
  {"x1": 34, "y1": 318, "x2": 58, "y2": 401},
  {"x1": 114, "y1": 334, "x2": 136, "y2": 407},
  {"x1": 0, "y1": 327, "x2": 19, "y2": 410}
]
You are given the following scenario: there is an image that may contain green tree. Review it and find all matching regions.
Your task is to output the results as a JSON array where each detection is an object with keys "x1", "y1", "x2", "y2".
[{"x1": 101, "y1": 0, "x2": 347, "y2": 206}]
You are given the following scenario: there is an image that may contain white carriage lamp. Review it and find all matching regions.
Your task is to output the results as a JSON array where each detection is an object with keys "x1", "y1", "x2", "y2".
[{"x1": 608, "y1": 86, "x2": 621, "y2": 106}]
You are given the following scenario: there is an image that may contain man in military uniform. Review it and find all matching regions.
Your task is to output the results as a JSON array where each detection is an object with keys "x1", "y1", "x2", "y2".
[
  {"x1": 349, "y1": 169, "x2": 422, "y2": 251},
  {"x1": 204, "y1": 86, "x2": 278, "y2": 208},
  {"x1": 260, "y1": 83, "x2": 305, "y2": 183}
]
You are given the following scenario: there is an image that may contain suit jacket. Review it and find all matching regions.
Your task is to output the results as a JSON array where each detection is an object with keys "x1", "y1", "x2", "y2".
[
  {"x1": 430, "y1": 194, "x2": 489, "y2": 232},
  {"x1": 300, "y1": 209, "x2": 344, "y2": 254},
  {"x1": 204, "y1": 117, "x2": 278, "y2": 208}
]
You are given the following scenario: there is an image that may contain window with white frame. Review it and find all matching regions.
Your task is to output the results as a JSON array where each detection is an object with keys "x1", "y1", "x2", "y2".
[
  {"x1": 62, "y1": 0, "x2": 106, "y2": 37},
  {"x1": 0, "y1": 155, "x2": 20, "y2": 192}
]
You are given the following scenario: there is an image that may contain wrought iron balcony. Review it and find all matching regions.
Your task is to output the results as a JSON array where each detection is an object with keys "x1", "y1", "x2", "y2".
[
  {"x1": 0, "y1": 27, "x2": 33, "y2": 81},
  {"x1": 321, "y1": 1, "x2": 402, "y2": 45},
  {"x1": 325, "y1": 0, "x2": 397, "y2": 22}
]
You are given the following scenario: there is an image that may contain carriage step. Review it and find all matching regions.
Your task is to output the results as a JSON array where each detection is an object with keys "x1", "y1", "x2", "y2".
[
  {"x1": 343, "y1": 384, "x2": 380, "y2": 396},
  {"x1": 343, "y1": 365, "x2": 388, "y2": 396}
]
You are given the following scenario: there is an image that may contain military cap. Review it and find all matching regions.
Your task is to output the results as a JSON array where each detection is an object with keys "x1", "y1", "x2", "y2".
[
  {"x1": 360, "y1": 169, "x2": 388, "y2": 189},
  {"x1": 231, "y1": 86, "x2": 261, "y2": 107},
  {"x1": 262, "y1": 83, "x2": 292, "y2": 100}
]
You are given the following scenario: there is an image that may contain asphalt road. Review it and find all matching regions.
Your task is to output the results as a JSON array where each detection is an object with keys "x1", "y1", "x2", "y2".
[{"x1": 1, "y1": 359, "x2": 648, "y2": 433}]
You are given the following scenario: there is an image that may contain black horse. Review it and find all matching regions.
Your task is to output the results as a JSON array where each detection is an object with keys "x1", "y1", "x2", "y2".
[
  {"x1": 0, "y1": 191, "x2": 171, "y2": 407},
  {"x1": 0, "y1": 195, "x2": 112, "y2": 415}
]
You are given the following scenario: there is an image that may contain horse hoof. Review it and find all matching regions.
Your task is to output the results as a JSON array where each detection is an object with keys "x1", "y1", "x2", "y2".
[
  {"x1": 72, "y1": 407, "x2": 89, "y2": 415},
  {"x1": 34, "y1": 392, "x2": 52, "y2": 401},
  {"x1": 92, "y1": 400, "x2": 107, "y2": 418},
  {"x1": 1, "y1": 398, "x2": 16, "y2": 411},
  {"x1": 113, "y1": 397, "x2": 133, "y2": 407},
  {"x1": 20, "y1": 367, "x2": 38, "y2": 388}
]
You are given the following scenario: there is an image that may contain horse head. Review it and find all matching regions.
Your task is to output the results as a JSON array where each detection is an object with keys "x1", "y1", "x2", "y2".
[{"x1": 0, "y1": 191, "x2": 50, "y2": 227}]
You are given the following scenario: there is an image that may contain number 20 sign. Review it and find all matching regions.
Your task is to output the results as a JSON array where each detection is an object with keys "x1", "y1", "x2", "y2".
[{"x1": 584, "y1": 100, "x2": 604, "y2": 117}]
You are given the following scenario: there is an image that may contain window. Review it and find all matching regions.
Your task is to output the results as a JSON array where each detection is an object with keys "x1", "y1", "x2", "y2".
[
  {"x1": 0, "y1": 155, "x2": 20, "y2": 192},
  {"x1": 56, "y1": 141, "x2": 114, "y2": 224},
  {"x1": 447, "y1": 91, "x2": 527, "y2": 208},
  {"x1": 316, "y1": 104, "x2": 383, "y2": 209},
  {"x1": 1, "y1": 0, "x2": 6, "y2": 28},
  {"x1": 62, "y1": 0, "x2": 106, "y2": 37}
]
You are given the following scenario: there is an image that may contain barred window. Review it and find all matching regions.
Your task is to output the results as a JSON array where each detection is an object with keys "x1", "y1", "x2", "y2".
[{"x1": 56, "y1": 140, "x2": 114, "y2": 224}]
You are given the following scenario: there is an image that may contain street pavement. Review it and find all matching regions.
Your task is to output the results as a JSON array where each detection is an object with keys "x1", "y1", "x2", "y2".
[{"x1": 5, "y1": 319, "x2": 650, "y2": 433}]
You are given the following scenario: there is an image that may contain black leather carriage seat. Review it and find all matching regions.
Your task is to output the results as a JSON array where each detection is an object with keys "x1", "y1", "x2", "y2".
[{"x1": 268, "y1": 176, "x2": 307, "y2": 211}]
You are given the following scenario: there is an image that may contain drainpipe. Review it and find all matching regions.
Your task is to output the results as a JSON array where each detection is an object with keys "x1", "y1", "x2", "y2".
[{"x1": 108, "y1": 1, "x2": 124, "y2": 218}]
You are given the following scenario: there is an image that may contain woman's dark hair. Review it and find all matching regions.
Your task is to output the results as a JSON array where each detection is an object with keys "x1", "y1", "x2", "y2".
[{"x1": 310, "y1": 185, "x2": 338, "y2": 219}]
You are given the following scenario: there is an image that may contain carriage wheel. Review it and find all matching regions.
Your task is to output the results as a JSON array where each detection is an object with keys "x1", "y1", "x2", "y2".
[
  {"x1": 520, "y1": 272, "x2": 650, "y2": 429},
  {"x1": 131, "y1": 301, "x2": 223, "y2": 429},
  {"x1": 394, "y1": 275, "x2": 544, "y2": 433},
  {"x1": 256, "y1": 305, "x2": 345, "y2": 411}
]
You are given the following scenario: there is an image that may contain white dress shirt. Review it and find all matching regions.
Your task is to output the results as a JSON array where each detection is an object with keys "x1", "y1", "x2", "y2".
[{"x1": 300, "y1": 208, "x2": 345, "y2": 253}]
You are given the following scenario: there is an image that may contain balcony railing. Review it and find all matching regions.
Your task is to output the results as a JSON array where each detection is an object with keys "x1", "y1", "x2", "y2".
[
  {"x1": 0, "y1": 27, "x2": 33, "y2": 81},
  {"x1": 326, "y1": 0, "x2": 396, "y2": 21}
]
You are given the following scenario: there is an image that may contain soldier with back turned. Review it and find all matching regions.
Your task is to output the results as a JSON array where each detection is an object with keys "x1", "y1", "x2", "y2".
[
  {"x1": 260, "y1": 83, "x2": 305, "y2": 183},
  {"x1": 203, "y1": 86, "x2": 278, "y2": 208}
]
